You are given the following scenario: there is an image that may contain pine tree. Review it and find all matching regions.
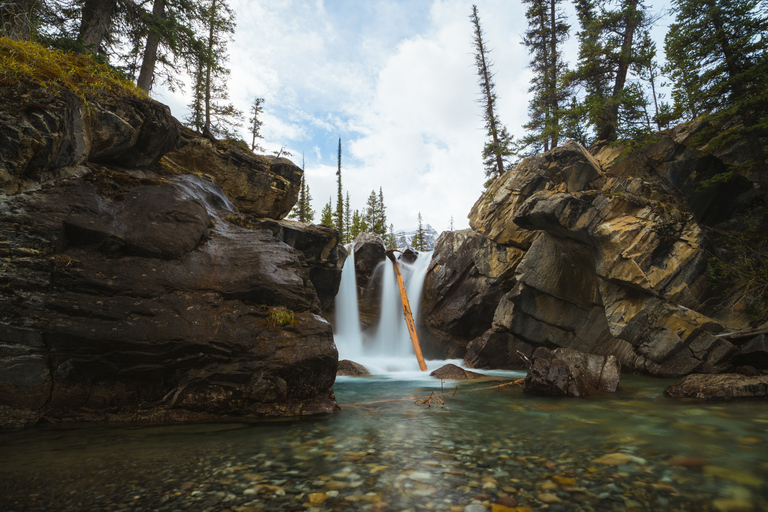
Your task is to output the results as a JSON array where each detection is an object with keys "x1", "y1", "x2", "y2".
[
  {"x1": 376, "y1": 187, "x2": 387, "y2": 235},
  {"x1": 320, "y1": 197, "x2": 333, "y2": 228},
  {"x1": 413, "y1": 212, "x2": 426, "y2": 251},
  {"x1": 344, "y1": 192, "x2": 352, "y2": 242},
  {"x1": 520, "y1": 0, "x2": 570, "y2": 154},
  {"x1": 249, "y1": 97, "x2": 265, "y2": 152},
  {"x1": 470, "y1": 4, "x2": 515, "y2": 184},
  {"x1": 387, "y1": 223, "x2": 396, "y2": 250},
  {"x1": 333, "y1": 138, "x2": 345, "y2": 240},
  {"x1": 185, "y1": 0, "x2": 243, "y2": 140},
  {"x1": 665, "y1": 0, "x2": 768, "y2": 182},
  {"x1": 288, "y1": 173, "x2": 315, "y2": 223},
  {"x1": 79, "y1": 0, "x2": 118, "y2": 55},
  {"x1": 364, "y1": 190, "x2": 379, "y2": 233},
  {"x1": 349, "y1": 210, "x2": 364, "y2": 241},
  {"x1": 567, "y1": 0, "x2": 654, "y2": 142}
]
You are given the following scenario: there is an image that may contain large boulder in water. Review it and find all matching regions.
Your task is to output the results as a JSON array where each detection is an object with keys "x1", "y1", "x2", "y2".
[
  {"x1": 352, "y1": 233, "x2": 387, "y2": 331},
  {"x1": 523, "y1": 347, "x2": 621, "y2": 397}
]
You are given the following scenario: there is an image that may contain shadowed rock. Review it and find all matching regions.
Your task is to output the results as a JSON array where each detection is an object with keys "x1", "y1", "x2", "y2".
[
  {"x1": 664, "y1": 374, "x2": 768, "y2": 399},
  {"x1": 523, "y1": 347, "x2": 621, "y2": 397}
]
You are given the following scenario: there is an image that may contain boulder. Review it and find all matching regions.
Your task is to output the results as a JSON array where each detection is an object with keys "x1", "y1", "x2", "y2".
[
  {"x1": 240, "y1": 218, "x2": 345, "y2": 312},
  {"x1": 664, "y1": 374, "x2": 768, "y2": 399},
  {"x1": 162, "y1": 127, "x2": 301, "y2": 219},
  {"x1": 399, "y1": 247, "x2": 419, "y2": 264},
  {"x1": 353, "y1": 233, "x2": 387, "y2": 330},
  {"x1": 0, "y1": 173, "x2": 340, "y2": 428},
  {"x1": 429, "y1": 364, "x2": 487, "y2": 380},
  {"x1": 337, "y1": 360, "x2": 371, "y2": 377},
  {"x1": 523, "y1": 347, "x2": 621, "y2": 397}
]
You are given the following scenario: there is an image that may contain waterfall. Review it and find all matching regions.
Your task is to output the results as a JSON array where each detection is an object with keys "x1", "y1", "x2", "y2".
[
  {"x1": 333, "y1": 246, "x2": 364, "y2": 359},
  {"x1": 334, "y1": 248, "x2": 435, "y2": 374}
]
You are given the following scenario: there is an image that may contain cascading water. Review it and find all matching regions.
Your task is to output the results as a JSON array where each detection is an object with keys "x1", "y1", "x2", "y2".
[
  {"x1": 333, "y1": 245, "x2": 364, "y2": 359},
  {"x1": 334, "y1": 249, "x2": 447, "y2": 375}
]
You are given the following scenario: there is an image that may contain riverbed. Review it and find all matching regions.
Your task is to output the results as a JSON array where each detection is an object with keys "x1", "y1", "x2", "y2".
[{"x1": 1, "y1": 368, "x2": 766, "y2": 511}]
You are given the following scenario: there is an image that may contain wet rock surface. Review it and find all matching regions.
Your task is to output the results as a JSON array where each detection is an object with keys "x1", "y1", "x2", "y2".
[
  {"x1": 523, "y1": 347, "x2": 621, "y2": 397},
  {"x1": 0, "y1": 72, "x2": 342, "y2": 427},
  {"x1": 421, "y1": 137, "x2": 766, "y2": 377},
  {"x1": 664, "y1": 373, "x2": 768, "y2": 399},
  {"x1": 430, "y1": 364, "x2": 488, "y2": 380},
  {"x1": 337, "y1": 360, "x2": 371, "y2": 377}
]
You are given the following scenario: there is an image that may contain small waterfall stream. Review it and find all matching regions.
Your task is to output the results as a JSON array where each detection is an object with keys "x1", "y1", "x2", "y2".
[{"x1": 334, "y1": 249, "x2": 443, "y2": 375}]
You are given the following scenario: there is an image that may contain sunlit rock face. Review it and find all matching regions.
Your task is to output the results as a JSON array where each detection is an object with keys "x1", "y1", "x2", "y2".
[
  {"x1": 422, "y1": 137, "x2": 762, "y2": 377},
  {"x1": 162, "y1": 127, "x2": 302, "y2": 219},
  {"x1": 0, "y1": 80, "x2": 341, "y2": 428}
]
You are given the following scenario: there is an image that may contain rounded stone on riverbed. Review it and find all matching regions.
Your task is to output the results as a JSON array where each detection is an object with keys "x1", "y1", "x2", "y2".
[{"x1": 337, "y1": 360, "x2": 371, "y2": 376}]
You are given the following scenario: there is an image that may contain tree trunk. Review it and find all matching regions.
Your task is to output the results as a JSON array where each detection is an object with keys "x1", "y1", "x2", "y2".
[
  {"x1": 137, "y1": 0, "x2": 166, "y2": 93},
  {"x1": 597, "y1": 0, "x2": 639, "y2": 142},
  {"x1": 80, "y1": 0, "x2": 118, "y2": 54},
  {"x1": 385, "y1": 251, "x2": 427, "y2": 371},
  {"x1": 548, "y1": 0, "x2": 558, "y2": 148},
  {"x1": 203, "y1": 0, "x2": 216, "y2": 139}
]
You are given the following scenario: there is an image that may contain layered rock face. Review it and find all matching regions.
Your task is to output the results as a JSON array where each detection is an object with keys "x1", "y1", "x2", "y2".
[
  {"x1": 422, "y1": 134, "x2": 765, "y2": 377},
  {"x1": 0, "y1": 67, "x2": 341, "y2": 427}
]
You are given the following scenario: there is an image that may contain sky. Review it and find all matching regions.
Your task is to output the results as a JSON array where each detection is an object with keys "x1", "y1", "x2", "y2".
[{"x1": 152, "y1": 0, "x2": 672, "y2": 235}]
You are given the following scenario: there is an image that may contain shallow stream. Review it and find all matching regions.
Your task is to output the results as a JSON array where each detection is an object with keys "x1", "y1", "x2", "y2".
[{"x1": 1, "y1": 363, "x2": 766, "y2": 512}]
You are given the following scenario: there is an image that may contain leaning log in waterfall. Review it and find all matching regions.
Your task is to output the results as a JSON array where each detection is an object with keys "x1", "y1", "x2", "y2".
[{"x1": 385, "y1": 250, "x2": 428, "y2": 371}]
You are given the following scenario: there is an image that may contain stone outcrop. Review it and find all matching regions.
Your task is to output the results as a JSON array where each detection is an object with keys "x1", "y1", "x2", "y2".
[
  {"x1": 523, "y1": 347, "x2": 621, "y2": 397},
  {"x1": 0, "y1": 47, "x2": 343, "y2": 428},
  {"x1": 421, "y1": 133, "x2": 766, "y2": 377},
  {"x1": 665, "y1": 374, "x2": 768, "y2": 399},
  {"x1": 420, "y1": 229, "x2": 523, "y2": 358},
  {"x1": 352, "y1": 234, "x2": 387, "y2": 331},
  {"x1": 162, "y1": 126, "x2": 302, "y2": 219}
]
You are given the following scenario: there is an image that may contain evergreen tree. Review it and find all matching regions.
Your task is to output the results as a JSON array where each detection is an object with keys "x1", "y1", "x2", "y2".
[
  {"x1": 387, "y1": 223, "x2": 396, "y2": 250},
  {"x1": 185, "y1": 0, "x2": 243, "y2": 140},
  {"x1": 364, "y1": 190, "x2": 379, "y2": 233},
  {"x1": 520, "y1": 0, "x2": 570, "y2": 154},
  {"x1": 288, "y1": 174, "x2": 315, "y2": 223},
  {"x1": 376, "y1": 187, "x2": 387, "y2": 235},
  {"x1": 320, "y1": 197, "x2": 333, "y2": 227},
  {"x1": 470, "y1": 4, "x2": 515, "y2": 184},
  {"x1": 79, "y1": 0, "x2": 118, "y2": 55},
  {"x1": 567, "y1": 0, "x2": 654, "y2": 142},
  {"x1": 249, "y1": 97, "x2": 265, "y2": 152},
  {"x1": 413, "y1": 213, "x2": 426, "y2": 251},
  {"x1": 665, "y1": 0, "x2": 768, "y2": 181},
  {"x1": 344, "y1": 192, "x2": 352, "y2": 242},
  {"x1": 349, "y1": 210, "x2": 364, "y2": 241},
  {"x1": 333, "y1": 138, "x2": 345, "y2": 240}
]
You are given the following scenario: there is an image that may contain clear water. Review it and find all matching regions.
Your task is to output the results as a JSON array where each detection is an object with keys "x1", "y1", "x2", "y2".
[{"x1": 1, "y1": 370, "x2": 767, "y2": 511}]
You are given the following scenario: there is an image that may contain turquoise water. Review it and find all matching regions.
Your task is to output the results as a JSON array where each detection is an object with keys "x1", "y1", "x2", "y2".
[{"x1": 1, "y1": 370, "x2": 766, "y2": 511}]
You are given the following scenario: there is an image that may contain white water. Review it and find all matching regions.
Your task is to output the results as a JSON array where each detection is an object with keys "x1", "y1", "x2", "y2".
[
  {"x1": 334, "y1": 249, "x2": 439, "y2": 375},
  {"x1": 333, "y1": 245, "x2": 364, "y2": 359}
]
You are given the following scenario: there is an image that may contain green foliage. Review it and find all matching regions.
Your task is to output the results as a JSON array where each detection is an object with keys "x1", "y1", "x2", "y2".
[
  {"x1": 266, "y1": 307, "x2": 295, "y2": 328},
  {"x1": 249, "y1": 97, "x2": 265, "y2": 152},
  {"x1": 412, "y1": 212, "x2": 427, "y2": 251},
  {"x1": 333, "y1": 138, "x2": 345, "y2": 241},
  {"x1": 707, "y1": 227, "x2": 768, "y2": 320},
  {"x1": 185, "y1": 0, "x2": 243, "y2": 139},
  {"x1": 471, "y1": 4, "x2": 516, "y2": 181},
  {"x1": 363, "y1": 190, "x2": 387, "y2": 236},
  {"x1": 664, "y1": 0, "x2": 768, "y2": 177},
  {"x1": 288, "y1": 175, "x2": 315, "y2": 223},
  {"x1": 565, "y1": 0, "x2": 654, "y2": 143},
  {"x1": 520, "y1": 0, "x2": 570, "y2": 154},
  {"x1": 320, "y1": 198, "x2": 333, "y2": 228},
  {"x1": 0, "y1": 37, "x2": 144, "y2": 99}
]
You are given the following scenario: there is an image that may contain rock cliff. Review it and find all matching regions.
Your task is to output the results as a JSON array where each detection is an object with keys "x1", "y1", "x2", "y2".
[
  {"x1": 421, "y1": 129, "x2": 768, "y2": 377},
  {"x1": 0, "y1": 42, "x2": 342, "y2": 428}
]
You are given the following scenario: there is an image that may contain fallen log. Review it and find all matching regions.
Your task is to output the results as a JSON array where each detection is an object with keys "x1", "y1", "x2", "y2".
[{"x1": 385, "y1": 250, "x2": 427, "y2": 371}]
